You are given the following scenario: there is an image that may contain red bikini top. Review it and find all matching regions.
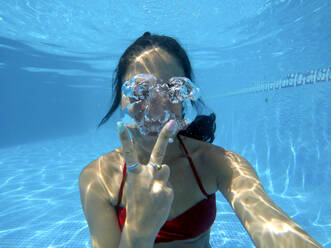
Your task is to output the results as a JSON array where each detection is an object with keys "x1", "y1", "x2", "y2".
[{"x1": 114, "y1": 135, "x2": 217, "y2": 243}]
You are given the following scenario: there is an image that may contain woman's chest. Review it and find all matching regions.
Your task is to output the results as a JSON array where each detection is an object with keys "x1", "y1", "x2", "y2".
[{"x1": 117, "y1": 147, "x2": 218, "y2": 221}]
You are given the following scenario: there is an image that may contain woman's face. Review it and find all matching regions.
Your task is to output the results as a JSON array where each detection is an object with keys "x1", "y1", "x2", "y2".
[{"x1": 121, "y1": 48, "x2": 185, "y2": 139}]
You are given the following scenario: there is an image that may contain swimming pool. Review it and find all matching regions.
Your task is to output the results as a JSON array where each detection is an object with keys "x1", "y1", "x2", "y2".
[{"x1": 0, "y1": 0, "x2": 330, "y2": 247}]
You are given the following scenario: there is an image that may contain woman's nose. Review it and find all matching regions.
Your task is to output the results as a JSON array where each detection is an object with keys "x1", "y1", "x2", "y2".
[
  {"x1": 145, "y1": 95, "x2": 168, "y2": 121},
  {"x1": 145, "y1": 104, "x2": 163, "y2": 121}
]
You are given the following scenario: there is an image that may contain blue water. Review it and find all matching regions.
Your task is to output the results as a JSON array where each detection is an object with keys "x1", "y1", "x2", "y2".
[{"x1": 0, "y1": 0, "x2": 330, "y2": 247}]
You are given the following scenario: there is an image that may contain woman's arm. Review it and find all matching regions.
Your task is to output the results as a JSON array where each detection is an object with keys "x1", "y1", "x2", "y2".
[
  {"x1": 208, "y1": 146, "x2": 322, "y2": 248},
  {"x1": 79, "y1": 162, "x2": 156, "y2": 248}
]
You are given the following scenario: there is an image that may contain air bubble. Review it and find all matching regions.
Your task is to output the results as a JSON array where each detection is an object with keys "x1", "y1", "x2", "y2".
[{"x1": 120, "y1": 74, "x2": 200, "y2": 136}]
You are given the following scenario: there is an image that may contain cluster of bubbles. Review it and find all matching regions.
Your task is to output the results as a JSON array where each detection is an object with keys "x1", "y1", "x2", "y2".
[{"x1": 120, "y1": 74, "x2": 200, "y2": 136}]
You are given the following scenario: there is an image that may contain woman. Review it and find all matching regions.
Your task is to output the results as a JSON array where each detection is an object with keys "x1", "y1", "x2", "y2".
[{"x1": 79, "y1": 32, "x2": 322, "y2": 248}]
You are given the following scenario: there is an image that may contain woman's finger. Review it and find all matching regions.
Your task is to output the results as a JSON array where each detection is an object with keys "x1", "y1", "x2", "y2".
[
  {"x1": 147, "y1": 163, "x2": 171, "y2": 185},
  {"x1": 117, "y1": 122, "x2": 137, "y2": 168},
  {"x1": 149, "y1": 120, "x2": 177, "y2": 167}
]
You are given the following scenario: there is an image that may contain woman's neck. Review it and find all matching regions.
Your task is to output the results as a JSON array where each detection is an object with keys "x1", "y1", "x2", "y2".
[{"x1": 133, "y1": 135, "x2": 185, "y2": 166}]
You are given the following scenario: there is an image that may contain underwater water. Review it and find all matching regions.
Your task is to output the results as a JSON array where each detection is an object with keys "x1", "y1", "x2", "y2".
[{"x1": 0, "y1": 0, "x2": 330, "y2": 247}]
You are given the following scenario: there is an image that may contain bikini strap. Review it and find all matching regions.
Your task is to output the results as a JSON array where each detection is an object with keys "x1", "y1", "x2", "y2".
[
  {"x1": 116, "y1": 162, "x2": 127, "y2": 207},
  {"x1": 177, "y1": 135, "x2": 209, "y2": 197}
]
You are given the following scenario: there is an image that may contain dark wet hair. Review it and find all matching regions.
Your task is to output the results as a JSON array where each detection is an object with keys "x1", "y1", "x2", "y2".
[{"x1": 98, "y1": 32, "x2": 216, "y2": 143}]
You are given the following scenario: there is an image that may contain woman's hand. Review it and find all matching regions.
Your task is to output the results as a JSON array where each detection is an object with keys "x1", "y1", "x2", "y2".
[{"x1": 117, "y1": 120, "x2": 177, "y2": 238}]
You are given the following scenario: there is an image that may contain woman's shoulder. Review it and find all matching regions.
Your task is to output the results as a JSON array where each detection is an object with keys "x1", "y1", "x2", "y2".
[
  {"x1": 182, "y1": 135, "x2": 230, "y2": 170},
  {"x1": 79, "y1": 148, "x2": 125, "y2": 205},
  {"x1": 81, "y1": 148, "x2": 123, "y2": 174},
  {"x1": 194, "y1": 139, "x2": 231, "y2": 175},
  {"x1": 182, "y1": 134, "x2": 228, "y2": 156},
  {"x1": 201, "y1": 141, "x2": 233, "y2": 169}
]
